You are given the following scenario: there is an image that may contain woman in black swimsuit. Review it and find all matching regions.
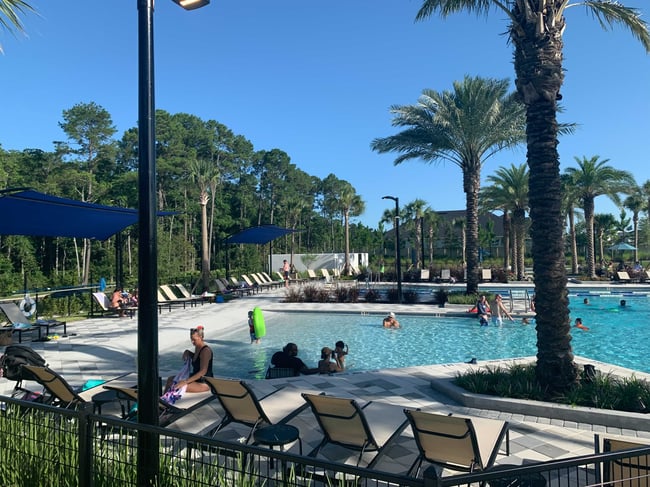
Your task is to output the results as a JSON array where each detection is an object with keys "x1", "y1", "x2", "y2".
[{"x1": 165, "y1": 325, "x2": 213, "y2": 393}]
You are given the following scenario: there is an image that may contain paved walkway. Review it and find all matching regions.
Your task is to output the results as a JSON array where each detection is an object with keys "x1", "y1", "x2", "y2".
[{"x1": 2, "y1": 281, "x2": 650, "y2": 475}]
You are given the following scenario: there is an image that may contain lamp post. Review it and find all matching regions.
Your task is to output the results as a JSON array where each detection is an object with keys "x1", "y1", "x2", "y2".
[
  {"x1": 382, "y1": 196, "x2": 402, "y2": 304},
  {"x1": 137, "y1": 1, "x2": 208, "y2": 485}
]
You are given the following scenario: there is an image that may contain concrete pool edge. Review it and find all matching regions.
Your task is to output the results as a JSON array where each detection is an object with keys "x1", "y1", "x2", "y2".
[{"x1": 430, "y1": 356, "x2": 650, "y2": 431}]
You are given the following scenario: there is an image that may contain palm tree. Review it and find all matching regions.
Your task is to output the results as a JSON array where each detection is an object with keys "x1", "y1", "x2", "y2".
[
  {"x1": 0, "y1": 0, "x2": 35, "y2": 53},
  {"x1": 371, "y1": 76, "x2": 526, "y2": 295},
  {"x1": 564, "y1": 156, "x2": 635, "y2": 279},
  {"x1": 188, "y1": 158, "x2": 219, "y2": 293},
  {"x1": 338, "y1": 183, "x2": 365, "y2": 276},
  {"x1": 480, "y1": 163, "x2": 529, "y2": 280},
  {"x1": 422, "y1": 207, "x2": 438, "y2": 268},
  {"x1": 560, "y1": 173, "x2": 582, "y2": 275},
  {"x1": 404, "y1": 199, "x2": 429, "y2": 269},
  {"x1": 415, "y1": 0, "x2": 650, "y2": 396},
  {"x1": 623, "y1": 190, "x2": 645, "y2": 262},
  {"x1": 594, "y1": 213, "x2": 617, "y2": 265}
]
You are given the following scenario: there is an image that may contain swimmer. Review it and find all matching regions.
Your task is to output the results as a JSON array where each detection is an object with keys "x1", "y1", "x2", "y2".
[
  {"x1": 522, "y1": 317, "x2": 531, "y2": 325},
  {"x1": 491, "y1": 294, "x2": 514, "y2": 326},
  {"x1": 620, "y1": 299, "x2": 627, "y2": 307},
  {"x1": 583, "y1": 298, "x2": 590, "y2": 305},
  {"x1": 383, "y1": 312, "x2": 400, "y2": 329},
  {"x1": 574, "y1": 318, "x2": 589, "y2": 331}
]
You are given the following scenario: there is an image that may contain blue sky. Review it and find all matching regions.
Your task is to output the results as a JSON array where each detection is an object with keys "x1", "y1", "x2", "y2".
[{"x1": 1, "y1": 1, "x2": 649, "y2": 228}]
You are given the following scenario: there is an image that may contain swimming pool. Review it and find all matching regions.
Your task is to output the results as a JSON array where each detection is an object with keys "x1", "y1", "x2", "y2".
[{"x1": 200, "y1": 294, "x2": 650, "y2": 380}]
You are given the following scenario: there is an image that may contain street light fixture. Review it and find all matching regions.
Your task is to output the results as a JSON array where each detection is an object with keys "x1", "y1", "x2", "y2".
[
  {"x1": 382, "y1": 195, "x2": 402, "y2": 304},
  {"x1": 137, "y1": 0, "x2": 208, "y2": 484}
]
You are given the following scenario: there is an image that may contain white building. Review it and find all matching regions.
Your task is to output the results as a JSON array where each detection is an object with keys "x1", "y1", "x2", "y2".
[{"x1": 271, "y1": 253, "x2": 368, "y2": 272}]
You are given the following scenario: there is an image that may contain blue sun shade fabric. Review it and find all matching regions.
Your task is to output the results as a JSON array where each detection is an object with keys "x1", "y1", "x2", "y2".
[
  {"x1": 224, "y1": 225, "x2": 297, "y2": 244},
  {"x1": 0, "y1": 189, "x2": 171, "y2": 241}
]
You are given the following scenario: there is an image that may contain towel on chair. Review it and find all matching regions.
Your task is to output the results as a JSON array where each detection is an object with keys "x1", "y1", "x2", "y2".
[{"x1": 161, "y1": 358, "x2": 191, "y2": 405}]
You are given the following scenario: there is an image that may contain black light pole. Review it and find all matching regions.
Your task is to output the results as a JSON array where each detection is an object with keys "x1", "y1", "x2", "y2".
[
  {"x1": 382, "y1": 196, "x2": 402, "y2": 304},
  {"x1": 137, "y1": 1, "x2": 209, "y2": 485}
]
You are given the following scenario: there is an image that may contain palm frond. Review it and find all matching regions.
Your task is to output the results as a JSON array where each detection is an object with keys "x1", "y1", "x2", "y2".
[
  {"x1": 568, "y1": 0, "x2": 650, "y2": 52},
  {"x1": 0, "y1": 0, "x2": 38, "y2": 54},
  {"x1": 415, "y1": 0, "x2": 495, "y2": 21}
]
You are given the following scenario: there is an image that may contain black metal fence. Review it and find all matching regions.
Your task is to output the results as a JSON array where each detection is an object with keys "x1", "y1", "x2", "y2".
[{"x1": 1, "y1": 395, "x2": 649, "y2": 487}]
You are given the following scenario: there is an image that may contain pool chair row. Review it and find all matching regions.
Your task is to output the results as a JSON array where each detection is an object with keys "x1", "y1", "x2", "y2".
[
  {"x1": 197, "y1": 377, "x2": 511, "y2": 480},
  {"x1": 9, "y1": 363, "x2": 216, "y2": 428}
]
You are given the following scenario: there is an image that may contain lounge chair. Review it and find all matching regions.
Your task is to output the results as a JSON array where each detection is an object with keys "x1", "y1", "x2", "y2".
[
  {"x1": 159, "y1": 285, "x2": 200, "y2": 307},
  {"x1": 175, "y1": 283, "x2": 214, "y2": 301},
  {"x1": 21, "y1": 364, "x2": 101, "y2": 409},
  {"x1": 91, "y1": 291, "x2": 136, "y2": 318},
  {"x1": 203, "y1": 377, "x2": 308, "y2": 445},
  {"x1": 228, "y1": 276, "x2": 253, "y2": 295},
  {"x1": 320, "y1": 269, "x2": 333, "y2": 282},
  {"x1": 103, "y1": 382, "x2": 215, "y2": 427},
  {"x1": 597, "y1": 435, "x2": 650, "y2": 487},
  {"x1": 214, "y1": 279, "x2": 241, "y2": 298},
  {"x1": 301, "y1": 393, "x2": 409, "y2": 468},
  {"x1": 0, "y1": 302, "x2": 67, "y2": 343},
  {"x1": 241, "y1": 275, "x2": 263, "y2": 293},
  {"x1": 617, "y1": 271, "x2": 632, "y2": 283},
  {"x1": 440, "y1": 269, "x2": 451, "y2": 282},
  {"x1": 481, "y1": 269, "x2": 492, "y2": 282},
  {"x1": 249, "y1": 273, "x2": 277, "y2": 291},
  {"x1": 306, "y1": 269, "x2": 322, "y2": 281},
  {"x1": 403, "y1": 408, "x2": 510, "y2": 478},
  {"x1": 0, "y1": 303, "x2": 34, "y2": 343},
  {"x1": 254, "y1": 272, "x2": 282, "y2": 289}
]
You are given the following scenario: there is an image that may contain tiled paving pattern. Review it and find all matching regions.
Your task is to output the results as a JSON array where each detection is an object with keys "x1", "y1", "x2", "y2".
[{"x1": 2, "y1": 283, "x2": 650, "y2": 478}]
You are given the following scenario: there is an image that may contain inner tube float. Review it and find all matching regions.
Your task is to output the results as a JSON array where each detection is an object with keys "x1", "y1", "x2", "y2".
[
  {"x1": 252, "y1": 307, "x2": 266, "y2": 339},
  {"x1": 20, "y1": 294, "x2": 36, "y2": 318}
]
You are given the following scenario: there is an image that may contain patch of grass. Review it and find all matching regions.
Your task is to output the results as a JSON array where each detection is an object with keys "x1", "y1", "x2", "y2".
[{"x1": 454, "y1": 362, "x2": 650, "y2": 413}]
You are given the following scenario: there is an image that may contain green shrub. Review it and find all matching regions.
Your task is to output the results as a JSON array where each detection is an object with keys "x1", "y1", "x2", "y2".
[{"x1": 454, "y1": 362, "x2": 650, "y2": 412}]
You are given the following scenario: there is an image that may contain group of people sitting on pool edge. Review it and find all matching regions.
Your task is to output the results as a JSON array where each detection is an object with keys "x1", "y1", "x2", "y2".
[
  {"x1": 470, "y1": 294, "x2": 515, "y2": 326},
  {"x1": 270, "y1": 341, "x2": 349, "y2": 375}
]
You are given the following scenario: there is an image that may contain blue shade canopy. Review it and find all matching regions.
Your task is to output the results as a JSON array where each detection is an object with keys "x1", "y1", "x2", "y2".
[
  {"x1": 0, "y1": 189, "x2": 170, "y2": 241},
  {"x1": 224, "y1": 225, "x2": 298, "y2": 244},
  {"x1": 608, "y1": 242, "x2": 637, "y2": 251}
]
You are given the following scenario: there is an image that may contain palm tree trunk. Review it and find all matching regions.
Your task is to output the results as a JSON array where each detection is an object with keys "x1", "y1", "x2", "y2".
[
  {"x1": 464, "y1": 168, "x2": 481, "y2": 295},
  {"x1": 514, "y1": 208, "x2": 526, "y2": 281},
  {"x1": 568, "y1": 208, "x2": 578, "y2": 274},
  {"x1": 513, "y1": 20, "x2": 576, "y2": 393},
  {"x1": 502, "y1": 211, "x2": 511, "y2": 273},
  {"x1": 584, "y1": 197, "x2": 596, "y2": 279}
]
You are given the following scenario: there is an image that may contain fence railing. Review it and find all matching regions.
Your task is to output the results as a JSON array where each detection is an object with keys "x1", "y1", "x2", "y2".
[{"x1": 2, "y1": 394, "x2": 650, "y2": 487}]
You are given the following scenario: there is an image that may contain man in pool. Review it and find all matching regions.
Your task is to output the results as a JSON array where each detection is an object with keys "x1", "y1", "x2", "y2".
[
  {"x1": 476, "y1": 295, "x2": 490, "y2": 326},
  {"x1": 271, "y1": 342, "x2": 318, "y2": 375},
  {"x1": 574, "y1": 318, "x2": 589, "y2": 331},
  {"x1": 383, "y1": 312, "x2": 400, "y2": 328},
  {"x1": 490, "y1": 294, "x2": 514, "y2": 326}
]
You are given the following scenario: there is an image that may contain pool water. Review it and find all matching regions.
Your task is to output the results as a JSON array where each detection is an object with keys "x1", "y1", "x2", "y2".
[{"x1": 202, "y1": 295, "x2": 649, "y2": 380}]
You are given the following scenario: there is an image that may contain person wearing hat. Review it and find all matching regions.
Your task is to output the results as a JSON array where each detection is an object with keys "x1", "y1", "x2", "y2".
[
  {"x1": 383, "y1": 311, "x2": 400, "y2": 329},
  {"x1": 318, "y1": 347, "x2": 343, "y2": 374}
]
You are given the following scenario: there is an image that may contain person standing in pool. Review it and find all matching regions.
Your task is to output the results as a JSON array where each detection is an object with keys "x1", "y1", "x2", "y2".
[
  {"x1": 383, "y1": 312, "x2": 400, "y2": 328},
  {"x1": 271, "y1": 342, "x2": 318, "y2": 375},
  {"x1": 248, "y1": 310, "x2": 260, "y2": 344},
  {"x1": 490, "y1": 294, "x2": 514, "y2": 326},
  {"x1": 318, "y1": 347, "x2": 343, "y2": 374},
  {"x1": 476, "y1": 295, "x2": 490, "y2": 326},
  {"x1": 333, "y1": 340, "x2": 348, "y2": 369},
  {"x1": 574, "y1": 318, "x2": 589, "y2": 331}
]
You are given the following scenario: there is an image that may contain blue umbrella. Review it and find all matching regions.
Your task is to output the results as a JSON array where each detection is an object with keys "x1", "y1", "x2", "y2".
[{"x1": 608, "y1": 242, "x2": 636, "y2": 251}]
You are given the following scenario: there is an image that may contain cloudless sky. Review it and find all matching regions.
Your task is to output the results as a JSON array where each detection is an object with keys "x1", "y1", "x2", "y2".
[{"x1": 1, "y1": 1, "x2": 649, "y2": 229}]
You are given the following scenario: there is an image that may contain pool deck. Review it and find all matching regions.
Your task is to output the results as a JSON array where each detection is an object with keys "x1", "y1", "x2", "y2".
[{"x1": 2, "y1": 280, "x2": 650, "y2": 475}]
